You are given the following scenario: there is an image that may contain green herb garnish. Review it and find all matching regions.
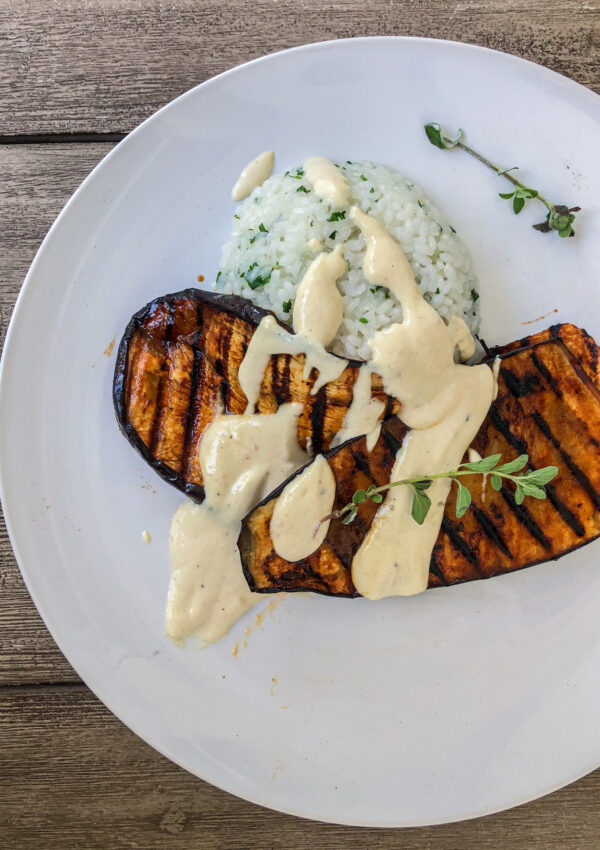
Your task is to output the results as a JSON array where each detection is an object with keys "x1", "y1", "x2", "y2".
[
  {"x1": 259, "y1": 222, "x2": 268, "y2": 232},
  {"x1": 323, "y1": 454, "x2": 558, "y2": 527},
  {"x1": 359, "y1": 317, "x2": 368, "y2": 324},
  {"x1": 471, "y1": 289, "x2": 480, "y2": 302},
  {"x1": 329, "y1": 230, "x2": 337, "y2": 240},
  {"x1": 424, "y1": 123, "x2": 581, "y2": 238},
  {"x1": 285, "y1": 168, "x2": 304, "y2": 179},
  {"x1": 243, "y1": 262, "x2": 272, "y2": 290},
  {"x1": 297, "y1": 185, "x2": 309, "y2": 193},
  {"x1": 360, "y1": 174, "x2": 367, "y2": 181},
  {"x1": 282, "y1": 299, "x2": 292, "y2": 313},
  {"x1": 327, "y1": 211, "x2": 346, "y2": 222},
  {"x1": 233, "y1": 214, "x2": 240, "y2": 220},
  {"x1": 216, "y1": 271, "x2": 222, "y2": 283}
]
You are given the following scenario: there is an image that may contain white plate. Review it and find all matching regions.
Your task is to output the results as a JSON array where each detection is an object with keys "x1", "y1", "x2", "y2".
[{"x1": 2, "y1": 38, "x2": 600, "y2": 828}]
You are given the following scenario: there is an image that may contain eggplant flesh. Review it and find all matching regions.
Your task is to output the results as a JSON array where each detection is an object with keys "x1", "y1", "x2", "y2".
[
  {"x1": 239, "y1": 324, "x2": 600, "y2": 595},
  {"x1": 113, "y1": 289, "x2": 400, "y2": 501}
]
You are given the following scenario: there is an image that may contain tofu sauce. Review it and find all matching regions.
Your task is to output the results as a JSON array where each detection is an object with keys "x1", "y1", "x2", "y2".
[
  {"x1": 231, "y1": 151, "x2": 275, "y2": 202},
  {"x1": 168, "y1": 162, "x2": 493, "y2": 642}
]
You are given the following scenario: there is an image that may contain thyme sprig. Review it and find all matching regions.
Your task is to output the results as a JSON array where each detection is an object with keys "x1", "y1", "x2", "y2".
[
  {"x1": 323, "y1": 453, "x2": 558, "y2": 527},
  {"x1": 424, "y1": 123, "x2": 580, "y2": 238}
]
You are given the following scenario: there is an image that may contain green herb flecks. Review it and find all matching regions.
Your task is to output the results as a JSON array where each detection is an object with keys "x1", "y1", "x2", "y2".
[
  {"x1": 424, "y1": 123, "x2": 581, "y2": 238},
  {"x1": 282, "y1": 299, "x2": 292, "y2": 313},
  {"x1": 285, "y1": 168, "x2": 304, "y2": 179},
  {"x1": 471, "y1": 289, "x2": 480, "y2": 302},
  {"x1": 329, "y1": 230, "x2": 337, "y2": 240},
  {"x1": 322, "y1": 453, "x2": 558, "y2": 527},
  {"x1": 327, "y1": 211, "x2": 346, "y2": 222},
  {"x1": 259, "y1": 222, "x2": 268, "y2": 232},
  {"x1": 359, "y1": 317, "x2": 368, "y2": 324},
  {"x1": 243, "y1": 262, "x2": 272, "y2": 290},
  {"x1": 297, "y1": 185, "x2": 310, "y2": 193}
]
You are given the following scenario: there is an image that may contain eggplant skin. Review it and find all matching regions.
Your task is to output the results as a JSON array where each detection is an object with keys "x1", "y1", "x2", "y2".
[
  {"x1": 113, "y1": 289, "x2": 401, "y2": 501},
  {"x1": 240, "y1": 323, "x2": 600, "y2": 596}
]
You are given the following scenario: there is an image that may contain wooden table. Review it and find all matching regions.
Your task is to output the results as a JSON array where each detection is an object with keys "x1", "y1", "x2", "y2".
[{"x1": 1, "y1": 2, "x2": 599, "y2": 846}]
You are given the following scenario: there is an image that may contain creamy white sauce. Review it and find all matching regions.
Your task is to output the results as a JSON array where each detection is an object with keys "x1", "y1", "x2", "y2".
[
  {"x1": 446, "y1": 315, "x2": 476, "y2": 362},
  {"x1": 492, "y1": 356, "x2": 501, "y2": 400},
  {"x1": 231, "y1": 151, "x2": 275, "y2": 202},
  {"x1": 331, "y1": 366, "x2": 385, "y2": 451},
  {"x1": 270, "y1": 454, "x2": 336, "y2": 561},
  {"x1": 238, "y1": 316, "x2": 348, "y2": 414},
  {"x1": 293, "y1": 246, "x2": 346, "y2": 347},
  {"x1": 349, "y1": 208, "x2": 494, "y2": 599},
  {"x1": 468, "y1": 448, "x2": 483, "y2": 464},
  {"x1": 166, "y1": 404, "x2": 307, "y2": 643},
  {"x1": 468, "y1": 448, "x2": 488, "y2": 503},
  {"x1": 304, "y1": 156, "x2": 351, "y2": 208}
]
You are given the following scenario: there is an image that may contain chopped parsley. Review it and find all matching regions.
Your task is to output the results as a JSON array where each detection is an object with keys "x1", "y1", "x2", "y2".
[
  {"x1": 346, "y1": 160, "x2": 353, "y2": 165},
  {"x1": 360, "y1": 174, "x2": 367, "y2": 181},
  {"x1": 249, "y1": 236, "x2": 256, "y2": 244},
  {"x1": 450, "y1": 225, "x2": 457, "y2": 233},
  {"x1": 285, "y1": 168, "x2": 304, "y2": 179},
  {"x1": 259, "y1": 222, "x2": 268, "y2": 232},
  {"x1": 471, "y1": 289, "x2": 480, "y2": 302},
  {"x1": 370, "y1": 287, "x2": 376, "y2": 294},
  {"x1": 282, "y1": 299, "x2": 292, "y2": 313},
  {"x1": 297, "y1": 185, "x2": 309, "y2": 193},
  {"x1": 233, "y1": 214, "x2": 240, "y2": 220},
  {"x1": 370, "y1": 187, "x2": 375, "y2": 193},
  {"x1": 435, "y1": 287, "x2": 440, "y2": 294},
  {"x1": 327, "y1": 211, "x2": 346, "y2": 222},
  {"x1": 216, "y1": 271, "x2": 221, "y2": 283},
  {"x1": 243, "y1": 262, "x2": 272, "y2": 290},
  {"x1": 329, "y1": 230, "x2": 337, "y2": 239},
  {"x1": 418, "y1": 200, "x2": 424, "y2": 208},
  {"x1": 371, "y1": 284, "x2": 390, "y2": 299},
  {"x1": 359, "y1": 317, "x2": 368, "y2": 324}
]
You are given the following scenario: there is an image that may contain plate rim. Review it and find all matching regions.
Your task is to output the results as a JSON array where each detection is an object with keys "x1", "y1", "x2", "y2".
[{"x1": 1, "y1": 35, "x2": 600, "y2": 828}]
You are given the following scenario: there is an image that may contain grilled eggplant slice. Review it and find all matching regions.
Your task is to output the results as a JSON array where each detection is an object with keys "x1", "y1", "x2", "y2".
[
  {"x1": 113, "y1": 289, "x2": 400, "y2": 500},
  {"x1": 239, "y1": 324, "x2": 600, "y2": 595}
]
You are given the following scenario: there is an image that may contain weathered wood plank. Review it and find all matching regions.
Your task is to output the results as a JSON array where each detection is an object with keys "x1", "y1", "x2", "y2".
[
  {"x1": 1, "y1": 0, "x2": 598, "y2": 135},
  {"x1": 0, "y1": 143, "x2": 114, "y2": 685},
  {"x1": 0, "y1": 684, "x2": 599, "y2": 848}
]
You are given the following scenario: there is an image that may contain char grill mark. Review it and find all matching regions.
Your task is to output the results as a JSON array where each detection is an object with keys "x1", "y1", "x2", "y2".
[{"x1": 240, "y1": 326, "x2": 600, "y2": 594}]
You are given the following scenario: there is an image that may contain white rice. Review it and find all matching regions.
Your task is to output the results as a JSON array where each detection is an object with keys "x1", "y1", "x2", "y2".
[{"x1": 215, "y1": 160, "x2": 480, "y2": 361}]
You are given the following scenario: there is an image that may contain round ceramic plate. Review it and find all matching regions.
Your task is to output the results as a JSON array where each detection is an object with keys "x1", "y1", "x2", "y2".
[{"x1": 2, "y1": 38, "x2": 600, "y2": 827}]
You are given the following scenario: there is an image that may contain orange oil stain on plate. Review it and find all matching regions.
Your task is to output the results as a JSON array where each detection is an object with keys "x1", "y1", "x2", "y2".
[{"x1": 523, "y1": 308, "x2": 558, "y2": 325}]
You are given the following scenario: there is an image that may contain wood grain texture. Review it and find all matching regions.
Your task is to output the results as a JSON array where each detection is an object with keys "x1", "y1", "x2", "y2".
[
  {"x1": 1, "y1": 685, "x2": 600, "y2": 849},
  {"x1": 0, "y1": 0, "x2": 598, "y2": 135}
]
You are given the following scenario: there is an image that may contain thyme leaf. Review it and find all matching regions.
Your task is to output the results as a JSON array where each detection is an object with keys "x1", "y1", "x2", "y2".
[
  {"x1": 424, "y1": 122, "x2": 581, "y2": 238},
  {"x1": 322, "y1": 453, "x2": 558, "y2": 527}
]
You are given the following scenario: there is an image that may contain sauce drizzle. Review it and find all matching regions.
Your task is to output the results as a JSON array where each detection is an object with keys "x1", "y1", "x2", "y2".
[
  {"x1": 348, "y1": 207, "x2": 494, "y2": 599},
  {"x1": 231, "y1": 151, "x2": 275, "y2": 202},
  {"x1": 304, "y1": 156, "x2": 351, "y2": 208}
]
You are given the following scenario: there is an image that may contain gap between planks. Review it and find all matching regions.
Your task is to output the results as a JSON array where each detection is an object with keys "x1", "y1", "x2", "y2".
[{"x1": 0, "y1": 132, "x2": 127, "y2": 145}]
